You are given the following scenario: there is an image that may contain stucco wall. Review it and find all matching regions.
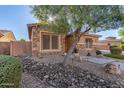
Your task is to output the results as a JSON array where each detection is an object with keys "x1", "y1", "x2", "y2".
[
  {"x1": 77, "y1": 35, "x2": 99, "y2": 51},
  {"x1": 78, "y1": 35, "x2": 99, "y2": 44},
  {"x1": 65, "y1": 34, "x2": 99, "y2": 53}
]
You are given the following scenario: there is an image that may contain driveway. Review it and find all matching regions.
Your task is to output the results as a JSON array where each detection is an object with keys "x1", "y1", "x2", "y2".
[
  {"x1": 82, "y1": 56, "x2": 124, "y2": 71},
  {"x1": 101, "y1": 50, "x2": 124, "y2": 55}
]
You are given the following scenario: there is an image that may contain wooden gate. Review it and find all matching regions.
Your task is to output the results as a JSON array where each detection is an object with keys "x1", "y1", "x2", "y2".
[
  {"x1": 0, "y1": 42, "x2": 10, "y2": 55},
  {"x1": 10, "y1": 41, "x2": 32, "y2": 56}
]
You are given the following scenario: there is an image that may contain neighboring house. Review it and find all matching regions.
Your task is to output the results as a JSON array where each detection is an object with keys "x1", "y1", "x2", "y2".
[
  {"x1": 99, "y1": 36, "x2": 121, "y2": 46},
  {"x1": 27, "y1": 23, "x2": 101, "y2": 57},
  {"x1": 96, "y1": 36, "x2": 122, "y2": 50},
  {"x1": 0, "y1": 30, "x2": 16, "y2": 42}
]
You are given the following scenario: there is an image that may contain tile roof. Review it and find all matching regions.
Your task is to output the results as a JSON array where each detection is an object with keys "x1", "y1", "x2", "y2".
[{"x1": 0, "y1": 30, "x2": 11, "y2": 35}]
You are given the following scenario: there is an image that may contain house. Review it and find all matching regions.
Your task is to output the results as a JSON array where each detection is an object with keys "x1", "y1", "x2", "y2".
[
  {"x1": 27, "y1": 24, "x2": 65, "y2": 57},
  {"x1": 95, "y1": 36, "x2": 122, "y2": 50},
  {"x1": 0, "y1": 30, "x2": 16, "y2": 42},
  {"x1": 99, "y1": 36, "x2": 121, "y2": 46},
  {"x1": 27, "y1": 23, "x2": 101, "y2": 57},
  {"x1": 65, "y1": 32, "x2": 101, "y2": 53}
]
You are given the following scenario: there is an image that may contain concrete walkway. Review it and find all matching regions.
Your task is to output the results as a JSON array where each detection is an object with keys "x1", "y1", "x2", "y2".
[{"x1": 83, "y1": 56, "x2": 124, "y2": 71}]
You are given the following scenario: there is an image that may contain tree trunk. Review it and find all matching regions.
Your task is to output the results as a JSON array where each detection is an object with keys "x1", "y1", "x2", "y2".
[{"x1": 62, "y1": 27, "x2": 91, "y2": 65}]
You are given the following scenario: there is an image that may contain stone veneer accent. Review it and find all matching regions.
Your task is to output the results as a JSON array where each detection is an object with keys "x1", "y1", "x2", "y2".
[
  {"x1": 32, "y1": 27, "x2": 40, "y2": 57},
  {"x1": 31, "y1": 27, "x2": 65, "y2": 58}
]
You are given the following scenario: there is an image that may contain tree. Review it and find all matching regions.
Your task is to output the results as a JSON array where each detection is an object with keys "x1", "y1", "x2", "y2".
[
  {"x1": 31, "y1": 5, "x2": 124, "y2": 65},
  {"x1": 118, "y1": 28, "x2": 124, "y2": 42},
  {"x1": 20, "y1": 38, "x2": 26, "y2": 42}
]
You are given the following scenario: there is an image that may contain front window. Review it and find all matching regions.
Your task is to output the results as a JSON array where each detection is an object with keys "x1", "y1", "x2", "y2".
[
  {"x1": 85, "y1": 38, "x2": 93, "y2": 48},
  {"x1": 42, "y1": 34, "x2": 59, "y2": 50},
  {"x1": 43, "y1": 35, "x2": 50, "y2": 49},
  {"x1": 52, "y1": 35, "x2": 58, "y2": 49}
]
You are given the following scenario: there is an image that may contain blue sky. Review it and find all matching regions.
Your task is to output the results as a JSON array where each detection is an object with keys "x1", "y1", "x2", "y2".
[
  {"x1": 97, "y1": 29, "x2": 121, "y2": 40},
  {"x1": 0, "y1": 5, "x2": 37, "y2": 40},
  {"x1": 0, "y1": 5, "x2": 121, "y2": 40}
]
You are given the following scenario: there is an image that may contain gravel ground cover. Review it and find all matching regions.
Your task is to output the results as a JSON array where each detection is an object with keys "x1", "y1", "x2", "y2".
[{"x1": 20, "y1": 56, "x2": 124, "y2": 88}]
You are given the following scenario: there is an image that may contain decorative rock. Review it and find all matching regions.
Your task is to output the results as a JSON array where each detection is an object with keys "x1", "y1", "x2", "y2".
[
  {"x1": 21, "y1": 57, "x2": 124, "y2": 88},
  {"x1": 86, "y1": 75, "x2": 91, "y2": 79},
  {"x1": 79, "y1": 56, "x2": 83, "y2": 62},
  {"x1": 44, "y1": 75, "x2": 49, "y2": 79},
  {"x1": 100, "y1": 79, "x2": 104, "y2": 82},
  {"x1": 104, "y1": 63, "x2": 121, "y2": 75},
  {"x1": 74, "y1": 53, "x2": 80, "y2": 57},
  {"x1": 62, "y1": 53, "x2": 67, "y2": 56}
]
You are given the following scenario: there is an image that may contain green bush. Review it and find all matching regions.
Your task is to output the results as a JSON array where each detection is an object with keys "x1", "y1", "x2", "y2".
[
  {"x1": 121, "y1": 44, "x2": 124, "y2": 51},
  {"x1": 0, "y1": 55, "x2": 22, "y2": 88},
  {"x1": 110, "y1": 47, "x2": 122, "y2": 55},
  {"x1": 110, "y1": 44, "x2": 119, "y2": 48}
]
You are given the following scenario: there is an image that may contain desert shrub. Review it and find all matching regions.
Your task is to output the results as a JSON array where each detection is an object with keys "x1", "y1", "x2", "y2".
[
  {"x1": 0, "y1": 55, "x2": 22, "y2": 88},
  {"x1": 96, "y1": 50, "x2": 102, "y2": 55},
  {"x1": 110, "y1": 44, "x2": 119, "y2": 48},
  {"x1": 120, "y1": 44, "x2": 124, "y2": 51},
  {"x1": 110, "y1": 47, "x2": 122, "y2": 55}
]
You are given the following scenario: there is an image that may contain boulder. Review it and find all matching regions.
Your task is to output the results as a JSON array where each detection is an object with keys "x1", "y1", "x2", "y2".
[
  {"x1": 62, "y1": 53, "x2": 67, "y2": 56},
  {"x1": 104, "y1": 63, "x2": 121, "y2": 75},
  {"x1": 74, "y1": 53, "x2": 80, "y2": 57},
  {"x1": 73, "y1": 53, "x2": 82, "y2": 62}
]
